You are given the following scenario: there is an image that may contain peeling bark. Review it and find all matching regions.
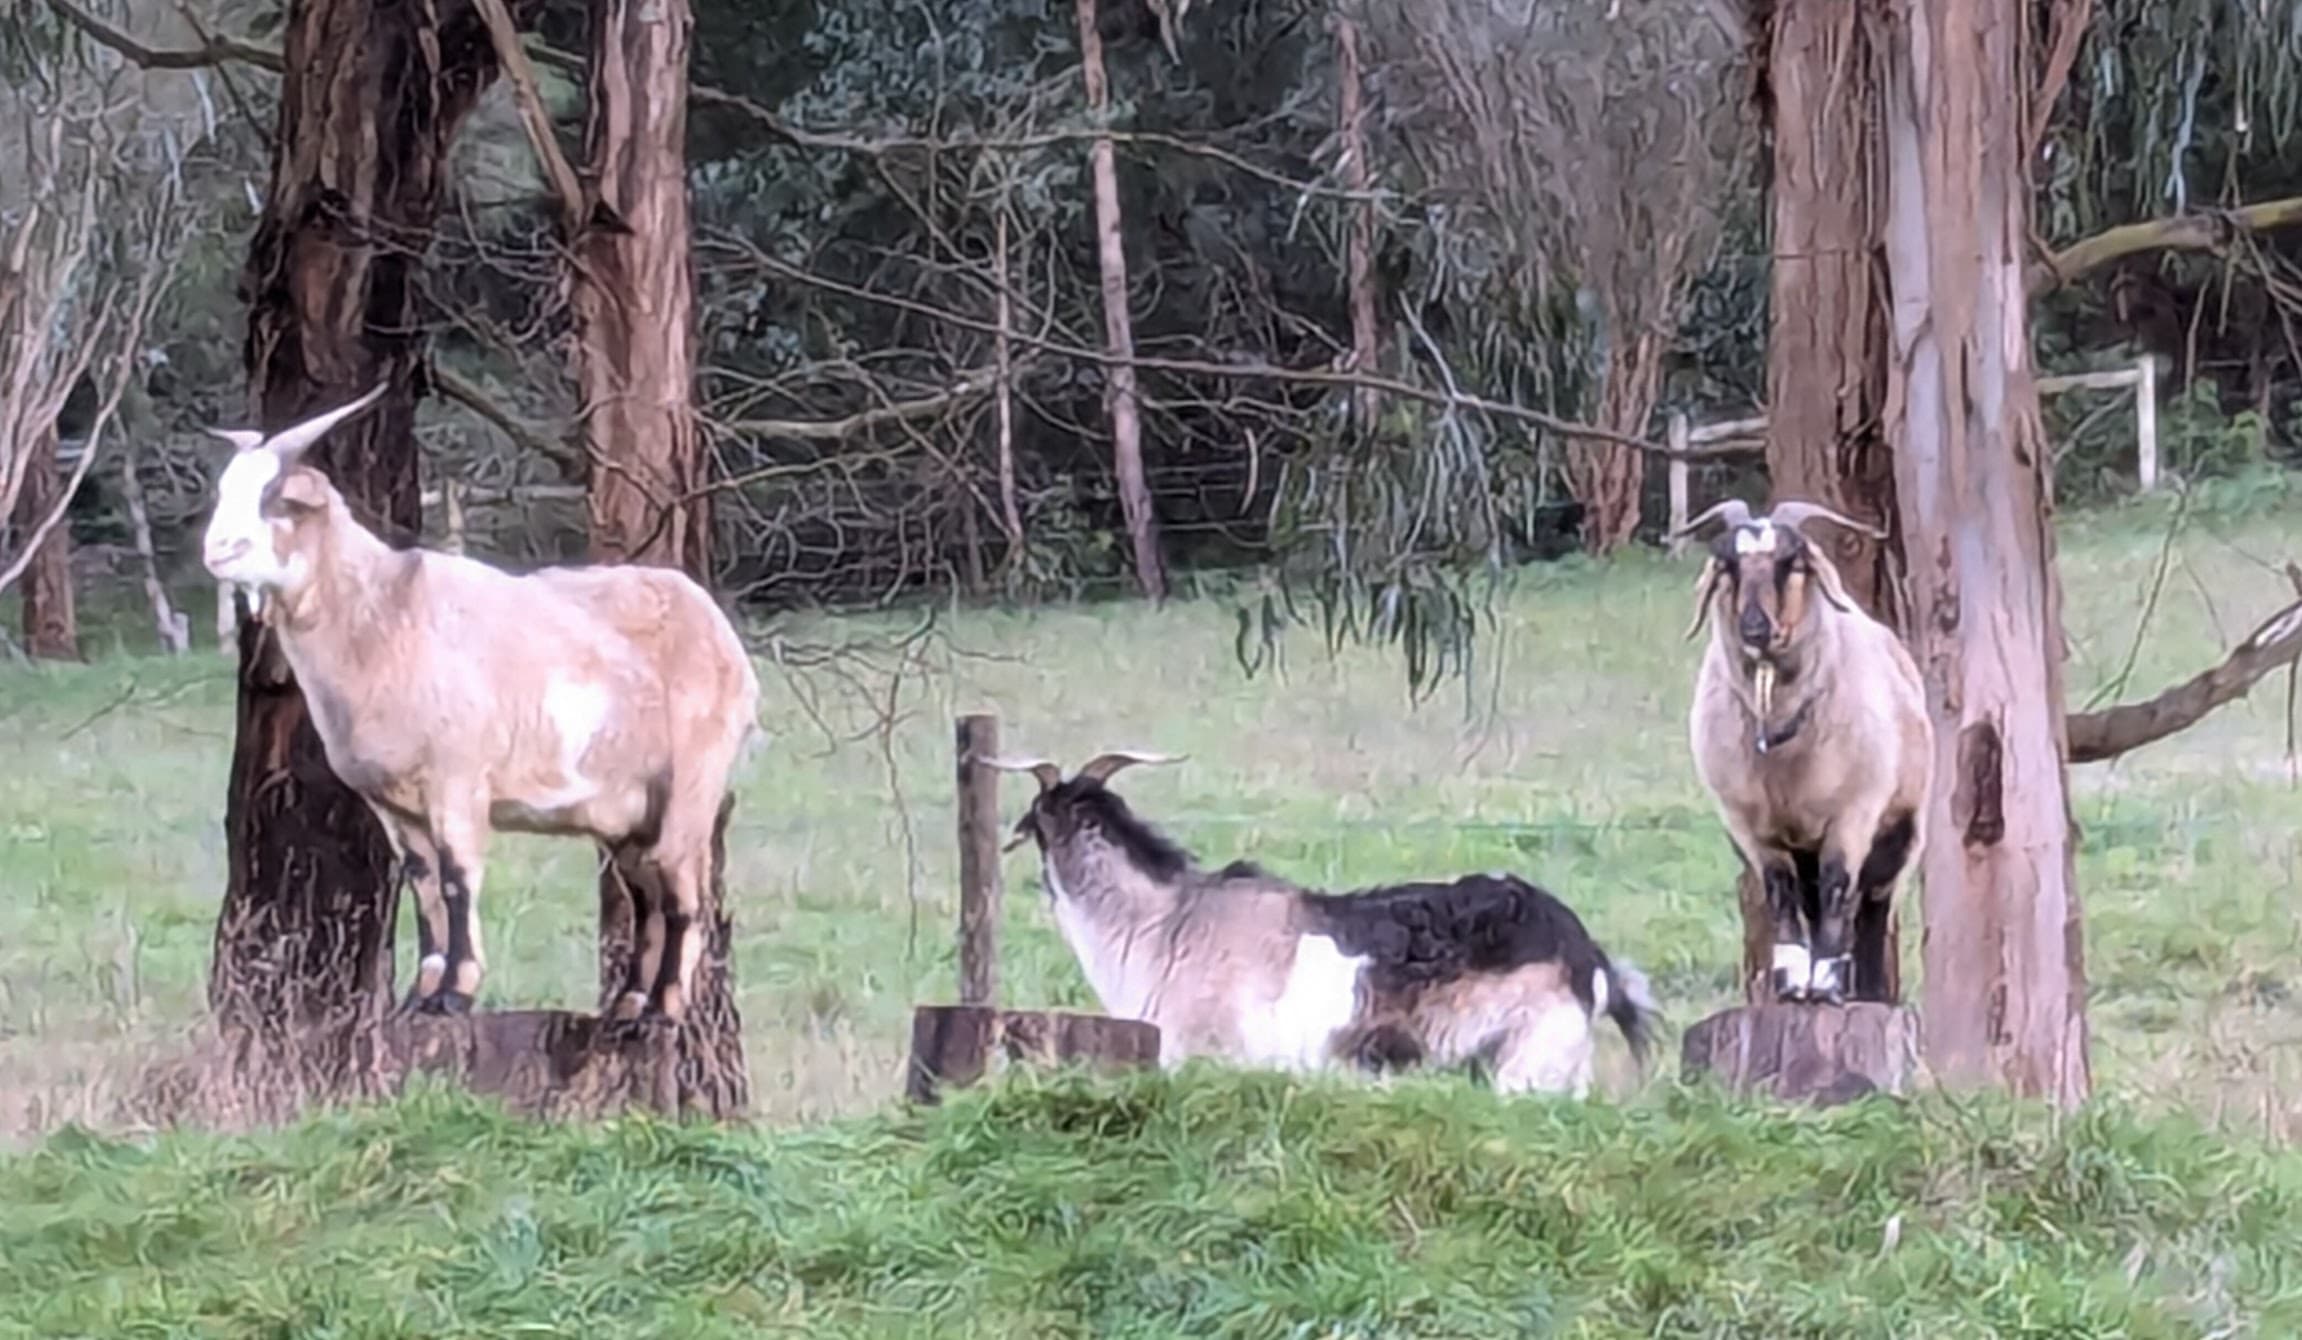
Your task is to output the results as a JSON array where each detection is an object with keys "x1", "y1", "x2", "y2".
[
  {"x1": 576, "y1": 0, "x2": 709, "y2": 579},
  {"x1": 1757, "y1": 0, "x2": 1899, "y2": 625},
  {"x1": 1882, "y1": 0, "x2": 2088, "y2": 1107},
  {"x1": 13, "y1": 431, "x2": 79, "y2": 661}
]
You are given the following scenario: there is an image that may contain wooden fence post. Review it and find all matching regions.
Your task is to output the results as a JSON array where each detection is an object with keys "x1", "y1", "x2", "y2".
[
  {"x1": 955, "y1": 712, "x2": 1003, "y2": 1007},
  {"x1": 2134, "y1": 353, "x2": 2158, "y2": 492},
  {"x1": 905, "y1": 712, "x2": 1162, "y2": 1103},
  {"x1": 1667, "y1": 412, "x2": 1691, "y2": 556}
]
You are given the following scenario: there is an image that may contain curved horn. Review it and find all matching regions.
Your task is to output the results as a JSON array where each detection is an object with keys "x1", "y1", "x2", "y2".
[
  {"x1": 264, "y1": 380, "x2": 390, "y2": 466},
  {"x1": 1765, "y1": 499, "x2": 1888, "y2": 541},
  {"x1": 1075, "y1": 750, "x2": 1184, "y2": 784},
  {"x1": 1666, "y1": 497, "x2": 1755, "y2": 542},
  {"x1": 976, "y1": 754, "x2": 1063, "y2": 792},
  {"x1": 203, "y1": 428, "x2": 268, "y2": 452}
]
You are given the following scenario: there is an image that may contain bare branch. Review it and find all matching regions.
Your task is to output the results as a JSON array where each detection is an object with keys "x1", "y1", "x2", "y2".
[
  {"x1": 2067, "y1": 590, "x2": 2302, "y2": 764},
  {"x1": 2030, "y1": 196, "x2": 2302, "y2": 297},
  {"x1": 468, "y1": 0, "x2": 586, "y2": 226},
  {"x1": 718, "y1": 363, "x2": 1016, "y2": 441},
  {"x1": 718, "y1": 241, "x2": 1722, "y2": 458},
  {"x1": 44, "y1": 0, "x2": 285, "y2": 73},
  {"x1": 430, "y1": 365, "x2": 584, "y2": 478}
]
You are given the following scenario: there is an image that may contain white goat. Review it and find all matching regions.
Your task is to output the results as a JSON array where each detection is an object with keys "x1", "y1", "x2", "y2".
[
  {"x1": 1673, "y1": 497, "x2": 1932, "y2": 1005},
  {"x1": 986, "y1": 751, "x2": 1660, "y2": 1097},
  {"x1": 200, "y1": 382, "x2": 760, "y2": 1024}
]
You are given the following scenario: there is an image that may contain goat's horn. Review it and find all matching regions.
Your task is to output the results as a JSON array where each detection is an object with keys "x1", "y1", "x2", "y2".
[
  {"x1": 975, "y1": 754, "x2": 1063, "y2": 791},
  {"x1": 264, "y1": 380, "x2": 390, "y2": 465},
  {"x1": 1075, "y1": 750, "x2": 1184, "y2": 783},
  {"x1": 1666, "y1": 498, "x2": 1755, "y2": 541},
  {"x1": 1765, "y1": 500, "x2": 1888, "y2": 541},
  {"x1": 203, "y1": 428, "x2": 268, "y2": 452}
]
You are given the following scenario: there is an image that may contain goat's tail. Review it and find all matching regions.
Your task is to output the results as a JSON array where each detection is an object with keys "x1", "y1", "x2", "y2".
[{"x1": 1594, "y1": 957, "x2": 1662, "y2": 1073}]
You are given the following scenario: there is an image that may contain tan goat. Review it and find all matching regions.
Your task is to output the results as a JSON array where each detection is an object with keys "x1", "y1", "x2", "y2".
[
  {"x1": 200, "y1": 383, "x2": 760, "y2": 1024},
  {"x1": 986, "y1": 750, "x2": 1659, "y2": 1096},
  {"x1": 1674, "y1": 498, "x2": 1932, "y2": 1005}
]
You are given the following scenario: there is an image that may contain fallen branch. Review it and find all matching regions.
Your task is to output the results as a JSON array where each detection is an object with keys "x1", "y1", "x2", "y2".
[
  {"x1": 2067, "y1": 586, "x2": 2302, "y2": 764},
  {"x1": 2030, "y1": 196, "x2": 2302, "y2": 298}
]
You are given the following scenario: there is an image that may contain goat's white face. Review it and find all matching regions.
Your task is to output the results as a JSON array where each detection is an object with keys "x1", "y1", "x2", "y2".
[
  {"x1": 202, "y1": 448, "x2": 301, "y2": 591},
  {"x1": 199, "y1": 383, "x2": 387, "y2": 596}
]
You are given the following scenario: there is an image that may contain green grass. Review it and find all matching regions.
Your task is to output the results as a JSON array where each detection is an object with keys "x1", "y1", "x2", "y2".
[
  {"x1": 2, "y1": 489, "x2": 2300, "y2": 1139},
  {"x1": 5, "y1": 1067, "x2": 2302, "y2": 1336}
]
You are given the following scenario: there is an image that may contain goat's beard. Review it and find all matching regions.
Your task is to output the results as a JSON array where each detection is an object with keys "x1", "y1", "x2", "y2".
[{"x1": 1752, "y1": 660, "x2": 1778, "y2": 724}]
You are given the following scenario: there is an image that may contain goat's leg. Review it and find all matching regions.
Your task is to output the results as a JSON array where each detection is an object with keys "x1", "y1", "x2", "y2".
[
  {"x1": 1486, "y1": 996, "x2": 1596, "y2": 1098},
  {"x1": 646, "y1": 845, "x2": 706, "y2": 1023},
  {"x1": 421, "y1": 797, "x2": 492, "y2": 1015},
  {"x1": 366, "y1": 805, "x2": 451, "y2": 1009},
  {"x1": 606, "y1": 846, "x2": 666, "y2": 1023},
  {"x1": 1808, "y1": 855, "x2": 1857, "y2": 1004},
  {"x1": 1850, "y1": 809, "x2": 1920, "y2": 1003},
  {"x1": 1758, "y1": 857, "x2": 1814, "y2": 1001}
]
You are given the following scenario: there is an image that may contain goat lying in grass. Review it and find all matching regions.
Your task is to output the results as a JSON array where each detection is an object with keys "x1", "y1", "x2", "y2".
[
  {"x1": 1675, "y1": 496, "x2": 1933, "y2": 1005},
  {"x1": 986, "y1": 750, "x2": 1659, "y2": 1096},
  {"x1": 200, "y1": 383, "x2": 761, "y2": 1024}
]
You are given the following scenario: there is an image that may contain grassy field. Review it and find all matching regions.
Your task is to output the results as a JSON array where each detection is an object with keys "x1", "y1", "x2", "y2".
[
  {"x1": 5, "y1": 1067, "x2": 2301, "y2": 1336},
  {"x1": 3, "y1": 482, "x2": 2301, "y2": 1332},
  {"x1": 3, "y1": 485, "x2": 2300, "y2": 1140}
]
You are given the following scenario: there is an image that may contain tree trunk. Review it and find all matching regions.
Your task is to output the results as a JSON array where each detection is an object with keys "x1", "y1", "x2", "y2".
[
  {"x1": 1881, "y1": 0, "x2": 2089, "y2": 1106},
  {"x1": 1074, "y1": 0, "x2": 1166, "y2": 600},
  {"x1": 211, "y1": 0, "x2": 520, "y2": 1109},
  {"x1": 575, "y1": 0, "x2": 709, "y2": 579},
  {"x1": 1759, "y1": 0, "x2": 1900, "y2": 625},
  {"x1": 1570, "y1": 338, "x2": 1659, "y2": 555},
  {"x1": 1740, "y1": 0, "x2": 1902, "y2": 1005},
  {"x1": 1334, "y1": 13, "x2": 1381, "y2": 431},
  {"x1": 576, "y1": 0, "x2": 748, "y2": 1117},
  {"x1": 12, "y1": 429, "x2": 78, "y2": 661}
]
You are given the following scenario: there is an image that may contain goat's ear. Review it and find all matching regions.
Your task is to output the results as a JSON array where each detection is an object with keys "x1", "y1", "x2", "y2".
[
  {"x1": 271, "y1": 470, "x2": 330, "y2": 514},
  {"x1": 1076, "y1": 751, "x2": 1184, "y2": 783},
  {"x1": 1804, "y1": 549, "x2": 1858, "y2": 614},
  {"x1": 1683, "y1": 557, "x2": 1724, "y2": 641}
]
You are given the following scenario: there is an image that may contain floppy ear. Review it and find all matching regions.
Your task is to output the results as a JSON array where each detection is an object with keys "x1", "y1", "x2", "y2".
[
  {"x1": 1803, "y1": 548, "x2": 1857, "y2": 614},
  {"x1": 271, "y1": 470, "x2": 330, "y2": 513},
  {"x1": 1683, "y1": 556, "x2": 1726, "y2": 641}
]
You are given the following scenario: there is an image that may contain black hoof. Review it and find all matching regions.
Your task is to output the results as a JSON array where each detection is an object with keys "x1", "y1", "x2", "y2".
[
  {"x1": 1770, "y1": 969, "x2": 1809, "y2": 1003},
  {"x1": 417, "y1": 989, "x2": 474, "y2": 1016}
]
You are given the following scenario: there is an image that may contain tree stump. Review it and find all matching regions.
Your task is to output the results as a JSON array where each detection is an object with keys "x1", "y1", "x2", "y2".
[
  {"x1": 905, "y1": 1005, "x2": 1160, "y2": 1104},
  {"x1": 1681, "y1": 1003, "x2": 1920, "y2": 1107},
  {"x1": 380, "y1": 1011, "x2": 690, "y2": 1120}
]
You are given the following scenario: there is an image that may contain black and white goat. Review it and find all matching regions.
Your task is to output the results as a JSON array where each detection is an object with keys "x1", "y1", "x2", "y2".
[{"x1": 985, "y1": 751, "x2": 1659, "y2": 1097}]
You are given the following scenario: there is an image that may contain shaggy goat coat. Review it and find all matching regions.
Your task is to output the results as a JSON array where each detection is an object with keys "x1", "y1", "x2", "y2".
[{"x1": 1010, "y1": 765, "x2": 1656, "y2": 1096}]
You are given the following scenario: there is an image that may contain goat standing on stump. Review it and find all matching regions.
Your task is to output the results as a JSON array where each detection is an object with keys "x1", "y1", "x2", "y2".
[
  {"x1": 199, "y1": 383, "x2": 761, "y2": 1025},
  {"x1": 1674, "y1": 498, "x2": 1932, "y2": 1006},
  {"x1": 985, "y1": 751, "x2": 1659, "y2": 1097}
]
